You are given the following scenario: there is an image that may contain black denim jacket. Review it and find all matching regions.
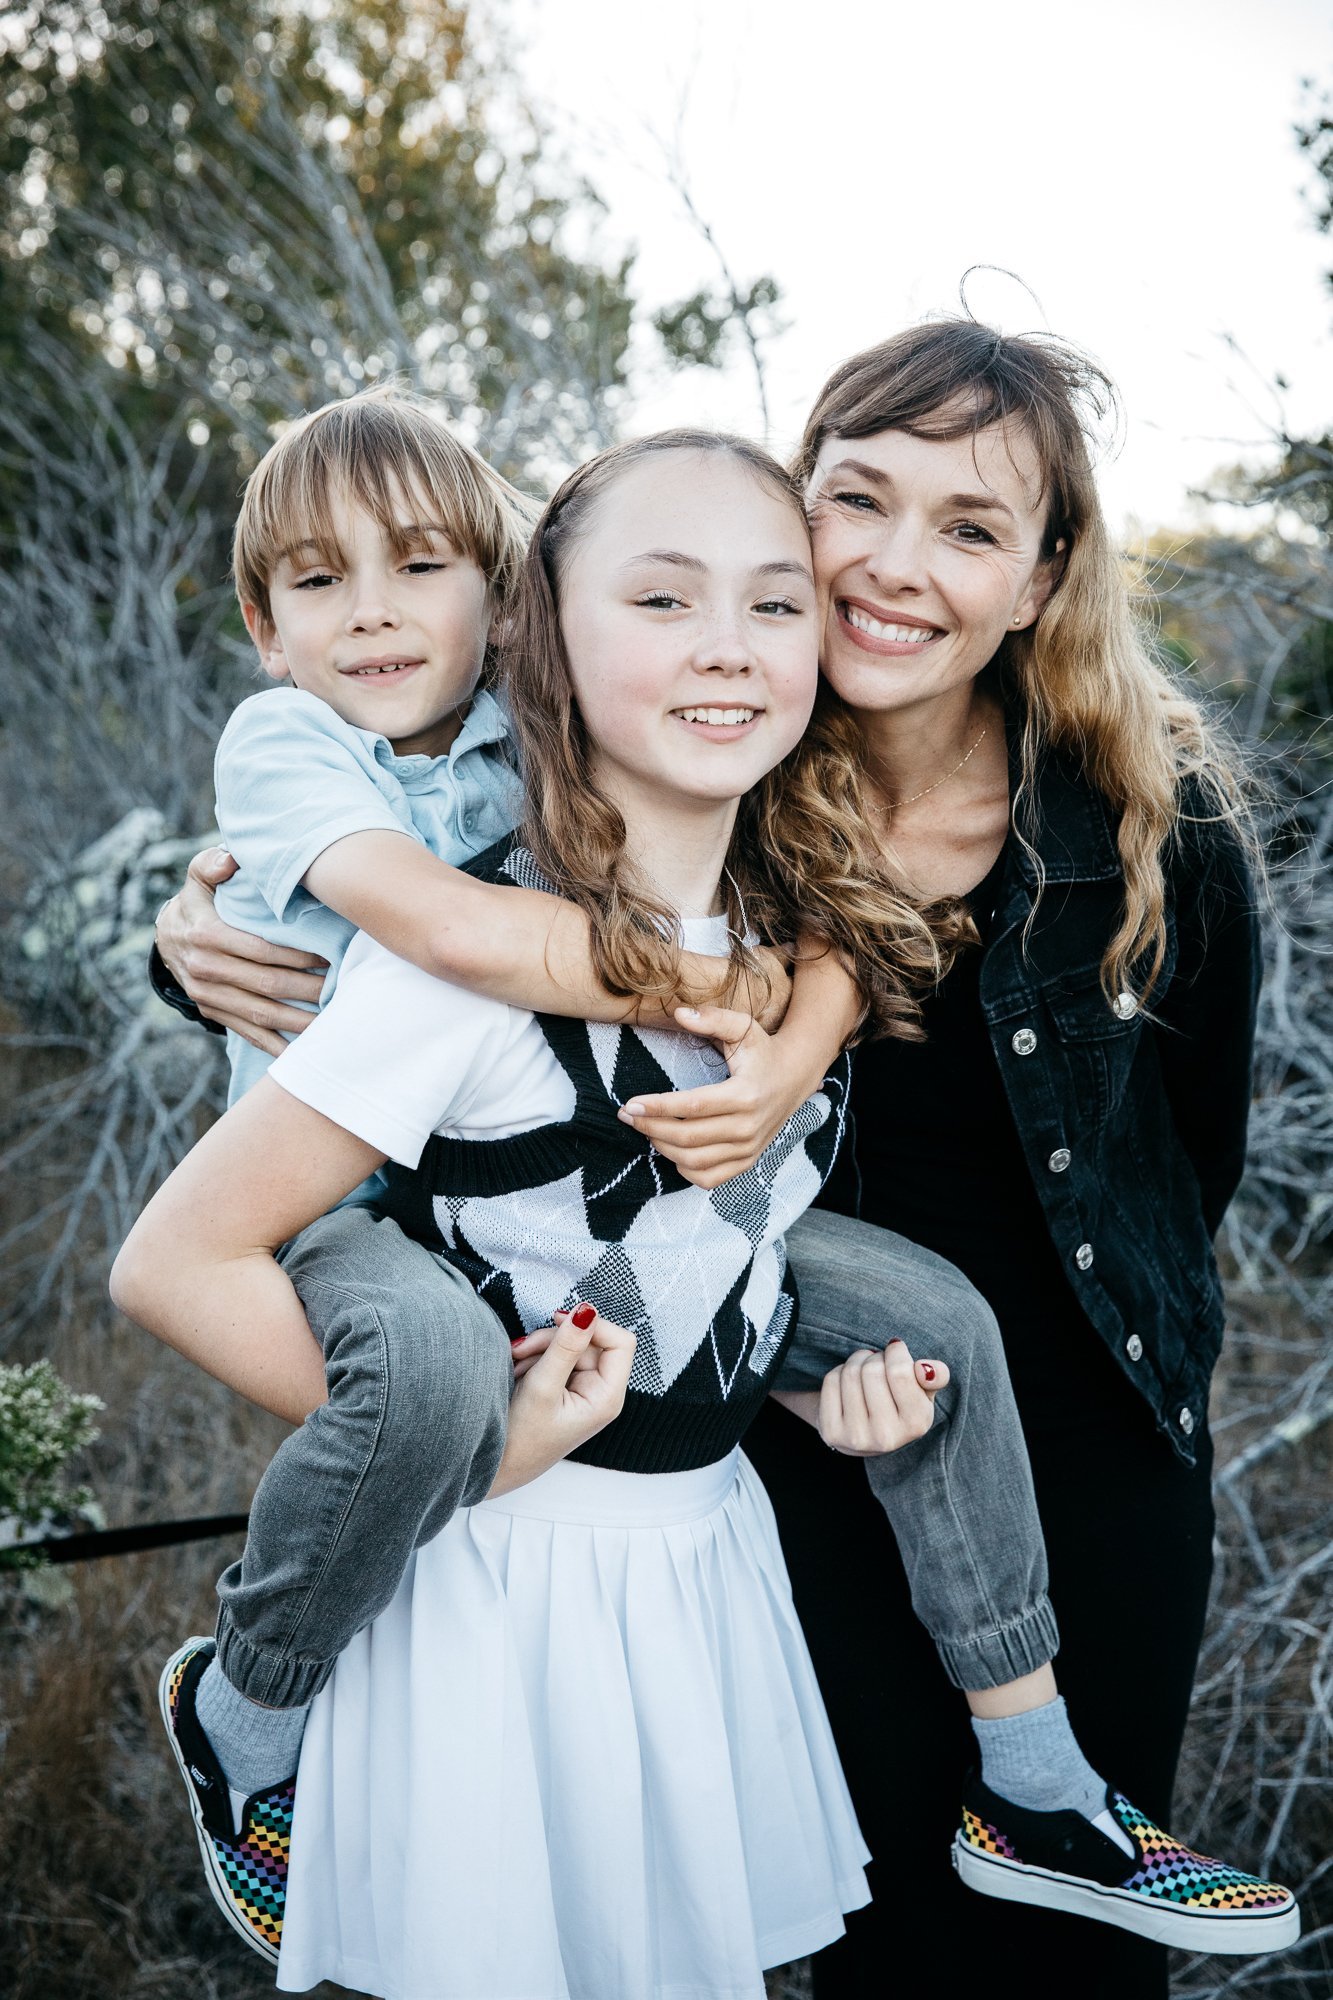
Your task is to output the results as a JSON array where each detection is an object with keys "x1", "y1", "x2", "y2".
[{"x1": 984, "y1": 731, "x2": 1260, "y2": 1465}]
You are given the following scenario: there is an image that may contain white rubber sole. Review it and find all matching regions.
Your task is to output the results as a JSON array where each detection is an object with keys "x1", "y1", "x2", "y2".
[
  {"x1": 954, "y1": 1837, "x2": 1301, "y2": 1956},
  {"x1": 158, "y1": 1641, "x2": 281, "y2": 1967}
]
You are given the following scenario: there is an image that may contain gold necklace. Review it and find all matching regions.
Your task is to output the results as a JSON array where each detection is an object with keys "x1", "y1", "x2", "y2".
[{"x1": 869, "y1": 722, "x2": 988, "y2": 815}]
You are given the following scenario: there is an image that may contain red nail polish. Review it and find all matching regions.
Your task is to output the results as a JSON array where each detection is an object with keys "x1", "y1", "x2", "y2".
[
  {"x1": 888, "y1": 1337, "x2": 904, "y2": 1347},
  {"x1": 571, "y1": 1303, "x2": 596, "y2": 1329},
  {"x1": 510, "y1": 1333, "x2": 527, "y2": 1345},
  {"x1": 920, "y1": 1363, "x2": 936, "y2": 1381}
]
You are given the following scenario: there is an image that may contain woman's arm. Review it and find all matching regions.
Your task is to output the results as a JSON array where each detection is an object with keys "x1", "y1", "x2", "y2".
[
  {"x1": 110, "y1": 1079, "x2": 384, "y2": 1423},
  {"x1": 1153, "y1": 815, "x2": 1262, "y2": 1236}
]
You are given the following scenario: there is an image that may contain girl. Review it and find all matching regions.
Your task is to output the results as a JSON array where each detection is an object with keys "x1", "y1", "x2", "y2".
[
  {"x1": 121, "y1": 426, "x2": 1295, "y2": 1999},
  {"x1": 741, "y1": 321, "x2": 1276, "y2": 1999}
]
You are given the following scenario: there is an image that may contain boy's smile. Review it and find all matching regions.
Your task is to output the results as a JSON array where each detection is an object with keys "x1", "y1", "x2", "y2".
[{"x1": 245, "y1": 483, "x2": 493, "y2": 759}]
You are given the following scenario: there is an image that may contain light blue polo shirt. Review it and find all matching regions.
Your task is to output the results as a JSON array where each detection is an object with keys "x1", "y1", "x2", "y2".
[{"x1": 214, "y1": 685, "x2": 524, "y2": 1129}]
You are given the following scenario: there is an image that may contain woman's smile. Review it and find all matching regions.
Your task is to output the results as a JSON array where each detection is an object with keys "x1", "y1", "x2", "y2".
[{"x1": 836, "y1": 599, "x2": 944, "y2": 655}]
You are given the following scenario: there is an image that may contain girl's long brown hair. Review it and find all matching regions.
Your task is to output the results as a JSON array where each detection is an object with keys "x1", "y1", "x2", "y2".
[
  {"x1": 794, "y1": 321, "x2": 1255, "y2": 1006},
  {"x1": 501, "y1": 430, "x2": 947, "y2": 1037}
]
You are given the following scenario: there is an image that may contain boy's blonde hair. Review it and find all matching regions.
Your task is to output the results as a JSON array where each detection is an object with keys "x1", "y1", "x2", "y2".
[{"x1": 233, "y1": 388, "x2": 534, "y2": 624}]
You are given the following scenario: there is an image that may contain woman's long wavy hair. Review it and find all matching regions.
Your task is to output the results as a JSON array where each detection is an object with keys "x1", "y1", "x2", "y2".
[
  {"x1": 501, "y1": 430, "x2": 947, "y2": 1038},
  {"x1": 794, "y1": 320, "x2": 1255, "y2": 1006}
]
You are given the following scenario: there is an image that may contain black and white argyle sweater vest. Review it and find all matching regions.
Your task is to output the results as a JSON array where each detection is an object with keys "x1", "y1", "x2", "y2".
[{"x1": 382, "y1": 837, "x2": 850, "y2": 1474}]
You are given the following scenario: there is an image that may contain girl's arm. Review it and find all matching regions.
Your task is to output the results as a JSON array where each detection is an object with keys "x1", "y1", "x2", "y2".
[
  {"x1": 110, "y1": 1079, "x2": 383, "y2": 1424},
  {"x1": 110, "y1": 1078, "x2": 635, "y2": 1482}
]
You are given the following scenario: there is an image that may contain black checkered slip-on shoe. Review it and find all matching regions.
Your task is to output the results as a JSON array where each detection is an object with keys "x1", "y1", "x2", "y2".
[
  {"x1": 159, "y1": 1637, "x2": 295, "y2": 1965},
  {"x1": 954, "y1": 1772, "x2": 1300, "y2": 1955}
]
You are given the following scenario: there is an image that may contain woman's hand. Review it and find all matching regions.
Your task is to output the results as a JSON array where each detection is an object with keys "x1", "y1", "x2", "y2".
[
  {"x1": 614, "y1": 1005, "x2": 816, "y2": 1190},
  {"x1": 156, "y1": 847, "x2": 328, "y2": 1054},
  {"x1": 771, "y1": 1341, "x2": 949, "y2": 1455},
  {"x1": 489, "y1": 1307, "x2": 636, "y2": 1497}
]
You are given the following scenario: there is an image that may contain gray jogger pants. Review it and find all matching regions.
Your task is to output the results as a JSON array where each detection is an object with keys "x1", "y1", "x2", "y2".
[
  {"x1": 778, "y1": 1208, "x2": 1059, "y2": 1691},
  {"x1": 214, "y1": 1206, "x2": 512, "y2": 1707},
  {"x1": 214, "y1": 1201, "x2": 1056, "y2": 1707}
]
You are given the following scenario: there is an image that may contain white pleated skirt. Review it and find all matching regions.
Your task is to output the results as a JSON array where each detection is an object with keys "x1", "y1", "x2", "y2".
[{"x1": 276, "y1": 1449, "x2": 869, "y2": 2000}]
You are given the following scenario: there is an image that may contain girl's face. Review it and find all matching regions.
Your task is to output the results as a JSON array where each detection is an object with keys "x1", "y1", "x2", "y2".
[
  {"x1": 558, "y1": 452, "x2": 819, "y2": 815},
  {"x1": 806, "y1": 420, "x2": 1057, "y2": 720}
]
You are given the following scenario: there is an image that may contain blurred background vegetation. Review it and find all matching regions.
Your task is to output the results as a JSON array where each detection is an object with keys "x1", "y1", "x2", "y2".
[{"x1": 0, "y1": 3, "x2": 1330, "y2": 1995}]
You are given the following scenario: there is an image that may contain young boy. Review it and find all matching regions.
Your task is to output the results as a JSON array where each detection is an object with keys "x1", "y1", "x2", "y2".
[{"x1": 143, "y1": 389, "x2": 855, "y2": 1966}]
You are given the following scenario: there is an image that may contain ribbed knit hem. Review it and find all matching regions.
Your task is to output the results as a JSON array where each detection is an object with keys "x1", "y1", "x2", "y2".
[
  {"x1": 570, "y1": 1386, "x2": 770, "y2": 1475},
  {"x1": 936, "y1": 1593, "x2": 1061, "y2": 1692},
  {"x1": 214, "y1": 1613, "x2": 336, "y2": 1709}
]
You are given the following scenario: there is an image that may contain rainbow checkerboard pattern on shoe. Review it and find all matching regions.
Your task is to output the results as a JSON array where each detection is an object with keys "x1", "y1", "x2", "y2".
[
  {"x1": 954, "y1": 1770, "x2": 1300, "y2": 1953},
  {"x1": 960, "y1": 1807, "x2": 1017, "y2": 1860},
  {"x1": 1110, "y1": 1794, "x2": 1292, "y2": 1914},
  {"x1": 161, "y1": 1639, "x2": 294, "y2": 1964}
]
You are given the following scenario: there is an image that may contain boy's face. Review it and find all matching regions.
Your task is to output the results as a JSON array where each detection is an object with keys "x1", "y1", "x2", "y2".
[{"x1": 245, "y1": 482, "x2": 492, "y2": 758}]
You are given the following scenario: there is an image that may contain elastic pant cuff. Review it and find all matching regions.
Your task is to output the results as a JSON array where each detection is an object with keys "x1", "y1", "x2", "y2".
[
  {"x1": 214, "y1": 1613, "x2": 334, "y2": 1709},
  {"x1": 935, "y1": 1594, "x2": 1061, "y2": 1693}
]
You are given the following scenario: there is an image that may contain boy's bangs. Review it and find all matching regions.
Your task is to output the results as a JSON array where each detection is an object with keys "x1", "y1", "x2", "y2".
[{"x1": 234, "y1": 390, "x2": 534, "y2": 620}]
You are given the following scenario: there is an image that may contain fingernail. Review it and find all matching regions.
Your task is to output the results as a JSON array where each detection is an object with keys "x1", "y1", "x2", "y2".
[
  {"x1": 509, "y1": 1333, "x2": 527, "y2": 1346},
  {"x1": 571, "y1": 1303, "x2": 596, "y2": 1329},
  {"x1": 920, "y1": 1362, "x2": 936, "y2": 1382},
  {"x1": 677, "y1": 1006, "x2": 701, "y2": 1020},
  {"x1": 622, "y1": 1100, "x2": 645, "y2": 1118},
  {"x1": 212, "y1": 846, "x2": 230, "y2": 865},
  {"x1": 888, "y1": 1337, "x2": 904, "y2": 1347}
]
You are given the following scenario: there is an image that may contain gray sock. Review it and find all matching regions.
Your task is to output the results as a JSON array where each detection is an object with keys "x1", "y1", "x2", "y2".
[
  {"x1": 971, "y1": 1694, "x2": 1109, "y2": 1821},
  {"x1": 195, "y1": 1658, "x2": 309, "y2": 1797}
]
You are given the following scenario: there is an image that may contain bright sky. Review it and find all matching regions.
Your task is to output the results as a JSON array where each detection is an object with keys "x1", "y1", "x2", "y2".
[{"x1": 511, "y1": 0, "x2": 1333, "y2": 536}]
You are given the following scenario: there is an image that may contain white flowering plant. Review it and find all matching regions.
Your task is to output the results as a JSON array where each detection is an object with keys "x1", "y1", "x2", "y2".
[{"x1": 0, "y1": 1360, "x2": 103, "y2": 1568}]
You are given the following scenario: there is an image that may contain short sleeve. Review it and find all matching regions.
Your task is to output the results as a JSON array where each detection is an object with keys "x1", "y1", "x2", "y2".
[
  {"x1": 215, "y1": 691, "x2": 411, "y2": 922},
  {"x1": 267, "y1": 932, "x2": 507, "y2": 1166}
]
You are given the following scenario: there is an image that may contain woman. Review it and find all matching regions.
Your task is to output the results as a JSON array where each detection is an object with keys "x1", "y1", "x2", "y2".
[{"x1": 741, "y1": 321, "x2": 1261, "y2": 1999}]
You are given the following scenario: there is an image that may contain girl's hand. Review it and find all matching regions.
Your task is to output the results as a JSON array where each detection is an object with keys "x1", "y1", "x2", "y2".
[
  {"x1": 818, "y1": 1341, "x2": 949, "y2": 1455},
  {"x1": 157, "y1": 847, "x2": 328, "y2": 1053},
  {"x1": 614, "y1": 1005, "x2": 815, "y2": 1191},
  {"x1": 489, "y1": 1308, "x2": 636, "y2": 1497}
]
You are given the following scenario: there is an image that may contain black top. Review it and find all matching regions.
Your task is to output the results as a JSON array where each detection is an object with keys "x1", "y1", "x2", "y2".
[{"x1": 822, "y1": 840, "x2": 1162, "y2": 1434}]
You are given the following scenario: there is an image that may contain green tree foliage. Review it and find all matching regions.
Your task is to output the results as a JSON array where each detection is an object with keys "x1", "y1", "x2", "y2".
[{"x1": 1, "y1": 0, "x2": 637, "y2": 487}]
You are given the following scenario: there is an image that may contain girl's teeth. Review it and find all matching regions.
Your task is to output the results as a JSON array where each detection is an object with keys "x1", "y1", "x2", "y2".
[
  {"x1": 679, "y1": 707, "x2": 755, "y2": 725},
  {"x1": 845, "y1": 607, "x2": 936, "y2": 644}
]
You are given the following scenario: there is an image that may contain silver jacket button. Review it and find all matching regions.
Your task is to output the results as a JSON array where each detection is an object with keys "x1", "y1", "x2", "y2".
[
  {"x1": 1113, "y1": 991, "x2": 1139, "y2": 1021},
  {"x1": 1126, "y1": 1334, "x2": 1144, "y2": 1362},
  {"x1": 1178, "y1": 1406, "x2": 1194, "y2": 1435},
  {"x1": 1048, "y1": 1147, "x2": 1072, "y2": 1173},
  {"x1": 1012, "y1": 1028, "x2": 1038, "y2": 1056},
  {"x1": 1074, "y1": 1242, "x2": 1094, "y2": 1271}
]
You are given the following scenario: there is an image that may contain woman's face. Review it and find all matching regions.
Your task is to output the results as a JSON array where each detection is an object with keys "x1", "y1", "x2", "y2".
[
  {"x1": 806, "y1": 419, "x2": 1056, "y2": 719},
  {"x1": 558, "y1": 451, "x2": 819, "y2": 816}
]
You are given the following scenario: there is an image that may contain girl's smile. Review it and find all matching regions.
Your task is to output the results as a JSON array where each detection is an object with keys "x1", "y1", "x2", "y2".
[{"x1": 559, "y1": 451, "x2": 818, "y2": 819}]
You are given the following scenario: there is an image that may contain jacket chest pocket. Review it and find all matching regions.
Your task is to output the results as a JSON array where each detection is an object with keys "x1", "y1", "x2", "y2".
[{"x1": 1046, "y1": 971, "x2": 1143, "y2": 1124}]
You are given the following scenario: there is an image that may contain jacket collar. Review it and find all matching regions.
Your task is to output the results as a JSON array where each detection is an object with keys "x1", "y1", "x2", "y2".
[{"x1": 1004, "y1": 697, "x2": 1121, "y2": 886}]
